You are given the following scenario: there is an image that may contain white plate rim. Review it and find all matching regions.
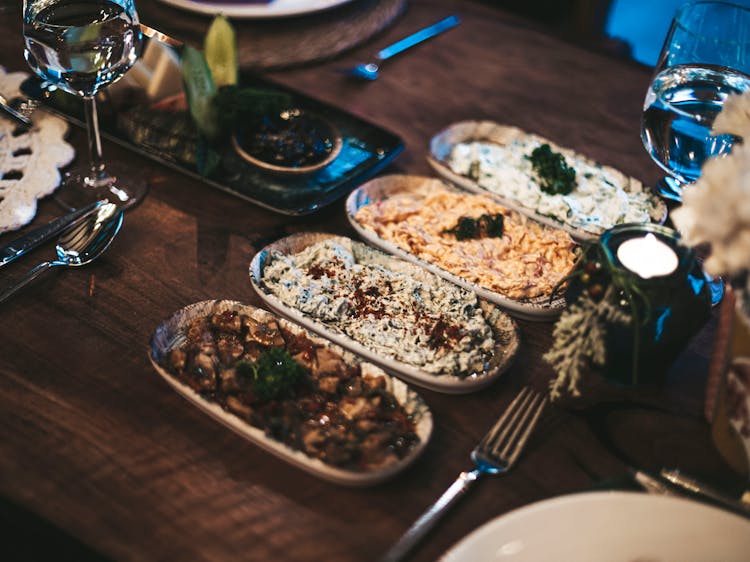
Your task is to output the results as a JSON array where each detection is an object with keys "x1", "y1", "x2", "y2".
[
  {"x1": 148, "y1": 299, "x2": 433, "y2": 486},
  {"x1": 345, "y1": 174, "x2": 569, "y2": 321},
  {"x1": 157, "y1": 0, "x2": 354, "y2": 19},
  {"x1": 249, "y1": 233, "x2": 520, "y2": 394},
  {"x1": 427, "y1": 120, "x2": 668, "y2": 243},
  {"x1": 440, "y1": 490, "x2": 750, "y2": 561}
]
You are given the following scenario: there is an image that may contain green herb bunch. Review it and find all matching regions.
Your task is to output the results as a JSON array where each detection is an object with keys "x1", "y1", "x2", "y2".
[
  {"x1": 180, "y1": 16, "x2": 291, "y2": 145},
  {"x1": 236, "y1": 348, "x2": 306, "y2": 401},
  {"x1": 442, "y1": 213, "x2": 505, "y2": 240},
  {"x1": 528, "y1": 143, "x2": 577, "y2": 196}
]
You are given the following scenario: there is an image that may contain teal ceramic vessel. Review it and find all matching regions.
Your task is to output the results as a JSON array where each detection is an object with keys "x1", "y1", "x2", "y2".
[{"x1": 567, "y1": 223, "x2": 713, "y2": 385}]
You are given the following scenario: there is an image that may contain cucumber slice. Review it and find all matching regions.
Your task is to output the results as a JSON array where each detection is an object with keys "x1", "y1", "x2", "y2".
[
  {"x1": 181, "y1": 45, "x2": 220, "y2": 140},
  {"x1": 204, "y1": 15, "x2": 238, "y2": 88}
]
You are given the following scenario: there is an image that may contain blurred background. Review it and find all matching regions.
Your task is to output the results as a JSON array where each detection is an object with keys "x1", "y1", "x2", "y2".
[{"x1": 496, "y1": 0, "x2": 750, "y2": 66}]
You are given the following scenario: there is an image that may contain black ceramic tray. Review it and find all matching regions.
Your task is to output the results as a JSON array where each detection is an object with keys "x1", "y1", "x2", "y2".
[{"x1": 20, "y1": 35, "x2": 403, "y2": 216}]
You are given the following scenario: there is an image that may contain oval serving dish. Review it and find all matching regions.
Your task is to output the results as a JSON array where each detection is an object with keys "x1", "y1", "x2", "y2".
[
  {"x1": 427, "y1": 120, "x2": 667, "y2": 242},
  {"x1": 250, "y1": 233, "x2": 520, "y2": 394},
  {"x1": 231, "y1": 108, "x2": 343, "y2": 175},
  {"x1": 149, "y1": 300, "x2": 432, "y2": 486},
  {"x1": 346, "y1": 175, "x2": 574, "y2": 321}
]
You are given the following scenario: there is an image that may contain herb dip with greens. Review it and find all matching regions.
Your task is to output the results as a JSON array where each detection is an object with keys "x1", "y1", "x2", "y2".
[{"x1": 446, "y1": 136, "x2": 662, "y2": 235}]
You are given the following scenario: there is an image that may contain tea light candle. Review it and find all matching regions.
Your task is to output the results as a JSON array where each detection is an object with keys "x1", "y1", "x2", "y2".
[{"x1": 616, "y1": 233, "x2": 679, "y2": 279}]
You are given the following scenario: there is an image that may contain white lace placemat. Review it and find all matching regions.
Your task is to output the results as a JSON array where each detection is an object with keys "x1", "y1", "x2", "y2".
[{"x1": 0, "y1": 66, "x2": 75, "y2": 234}]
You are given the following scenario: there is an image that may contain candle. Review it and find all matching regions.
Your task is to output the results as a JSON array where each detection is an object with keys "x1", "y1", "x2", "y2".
[{"x1": 616, "y1": 233, "x2": 679, "y2": 279}]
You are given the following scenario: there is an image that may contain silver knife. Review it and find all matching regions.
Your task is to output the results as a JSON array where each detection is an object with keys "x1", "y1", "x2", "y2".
[
  {"x1": 660, "y1": 468, "x2": 750, "y2": 517},
  {"x1": 632, "y1": 468, "x2": 750, "y2": 519},
  {"x1": 0, "y1": 199, "x2": 106, "y2": 269}
]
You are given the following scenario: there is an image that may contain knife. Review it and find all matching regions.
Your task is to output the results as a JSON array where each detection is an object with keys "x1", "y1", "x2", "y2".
[
  {"x1": 631, "y1": 468, "x2": 750, "y2": 519},
  {"x1": 659, "y1": 468, "x2": 750, "y2": 517},
  {"x1": 0, "y1": 199, "x2": 106, "y2": 269}
]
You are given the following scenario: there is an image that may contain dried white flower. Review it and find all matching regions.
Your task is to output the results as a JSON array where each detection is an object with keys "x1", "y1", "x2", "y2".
[
  {"x1": 672, "y1": 143, "x2": 750, "y2": 276},
  {"x1": 713, "y1": 91, "x2": 750, "y2": 140}
]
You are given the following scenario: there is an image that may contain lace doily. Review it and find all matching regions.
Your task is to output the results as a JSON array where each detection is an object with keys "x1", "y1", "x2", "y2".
[{"x1": 0, "y1": 66, "x2": 75, "y2": 234}]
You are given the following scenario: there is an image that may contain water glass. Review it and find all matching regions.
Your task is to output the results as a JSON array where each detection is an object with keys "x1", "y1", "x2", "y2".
[{"x1": 641, "y1": 1, "x2": 750, "y2": 201}]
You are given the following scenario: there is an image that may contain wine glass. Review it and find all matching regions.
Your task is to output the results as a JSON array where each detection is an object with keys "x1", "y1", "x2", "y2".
[
  {"x1": 641, "y1": 1, "x2": 750, "y2": 202},
  {"x1": 23, "y1": 0, "x2": 147, "y2": 210}
]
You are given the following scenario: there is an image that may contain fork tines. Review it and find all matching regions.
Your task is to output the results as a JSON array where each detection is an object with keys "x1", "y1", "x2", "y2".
[{"x1": 478, "y1": 386, "x2": 547, "y2": 468}]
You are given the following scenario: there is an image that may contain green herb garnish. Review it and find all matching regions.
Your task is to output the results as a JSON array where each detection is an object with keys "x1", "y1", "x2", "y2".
[
  {"x1": 212, "y1": 85, "x2": 293, "y2": 133},
  {"x1": 528, "y1": 143, "x2": 577, "y2": 195},
  {"x1": 236, "y1": 348, "x2": 306, "y2": 401},
  {"x1": 443, "y1": 213, "x2": 505, "y2": 240}
]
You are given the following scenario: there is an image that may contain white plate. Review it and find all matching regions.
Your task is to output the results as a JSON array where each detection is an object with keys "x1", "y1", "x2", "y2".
[
  {"x1": 157, "y1": 0, "x2": 354, "y2": 19},
  {"x1": 250, "y1": 233, "x2": 520, "y2": 394},
  {"x1": 346, "y1": 175, "x2": 570, "y2": 321},
  {"x1": 428, "y1": 120, "x2": 668, "y2": 242},
  {"x1": 149, "y1": 300, "x2": 432, "y2": 486},
  {"x1": 441, "y1": 491, "x2": 750, "y2": 562}
]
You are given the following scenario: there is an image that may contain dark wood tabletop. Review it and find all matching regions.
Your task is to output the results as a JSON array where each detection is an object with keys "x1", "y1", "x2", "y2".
[{"x1": 0, "y1": 1, "x2": 744, "y2": 561}]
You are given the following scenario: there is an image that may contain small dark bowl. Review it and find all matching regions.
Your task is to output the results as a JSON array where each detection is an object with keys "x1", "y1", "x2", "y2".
[{"x1": 231, "y1": 108, "x2": 342, "y2": 175}]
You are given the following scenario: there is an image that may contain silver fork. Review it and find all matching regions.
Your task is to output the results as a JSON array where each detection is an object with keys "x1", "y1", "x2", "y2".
[{"x1": 381, "y1": 386, "x2": 547, "y2": 562}]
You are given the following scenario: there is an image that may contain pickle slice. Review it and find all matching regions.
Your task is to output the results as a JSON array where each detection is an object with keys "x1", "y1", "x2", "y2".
[{"x1": 205, "y1": 15, "x2": 238, "y2": 88}]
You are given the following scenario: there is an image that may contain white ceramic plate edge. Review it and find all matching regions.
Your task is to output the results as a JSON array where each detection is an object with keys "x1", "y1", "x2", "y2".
[
  {"x1": 440, "y1": 491, "x2": 750, "y2": 562},
  {"x1": 249, "y1": 233, "x2": 519, "y2": 394},
  {"x1": 148, "y1": 300, "x2": 432, "y2": 486},
  {"x1": 157, "y1": 0, "x2": 354, "y2": 18},
  {"x1": 345, "y1": 175, "x2": 566, "y2": 321}
]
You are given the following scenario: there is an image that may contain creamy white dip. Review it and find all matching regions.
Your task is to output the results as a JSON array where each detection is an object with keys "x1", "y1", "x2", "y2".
[
  {"x1": 446, "y1": 137, "x2": 662, "y2": 235},
  {"x1": 261, "y1": 240, "x2": 496, "y2": 378}
]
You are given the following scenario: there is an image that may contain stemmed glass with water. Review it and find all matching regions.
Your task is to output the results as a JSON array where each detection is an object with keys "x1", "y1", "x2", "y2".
[
  {"x1": 641, "y1": 0, "x2": 750, "y2": 202},
  {"x1": 22, "y1": 0, "x2": 146, "y2": 210}
]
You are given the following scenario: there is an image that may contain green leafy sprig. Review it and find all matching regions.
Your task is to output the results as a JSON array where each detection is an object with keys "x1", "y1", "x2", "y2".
[
  {"x1": 236, "y1": 348, "x2": 306, "y2": 401},
  {"x1": 212, "y1": 85, "x2": 293, "y2": 133}
]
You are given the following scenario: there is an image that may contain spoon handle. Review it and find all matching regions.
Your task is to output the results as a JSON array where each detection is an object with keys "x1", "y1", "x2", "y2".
[
  {"x1": 0, "y1": 262, "x2": 53, "y2": 305},
  {"x1": 376, "y1": 15, "x2": 460, "y2": 62}
]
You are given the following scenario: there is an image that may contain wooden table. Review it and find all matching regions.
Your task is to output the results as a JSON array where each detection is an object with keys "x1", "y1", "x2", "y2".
[{"x1": 0, "y1": 1, "x2": 743, "y2": 560}]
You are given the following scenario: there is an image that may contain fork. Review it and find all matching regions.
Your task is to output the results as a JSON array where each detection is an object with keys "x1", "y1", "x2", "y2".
[{"x1": 381, "y1": 386, "x2": 547, "y2": 562}]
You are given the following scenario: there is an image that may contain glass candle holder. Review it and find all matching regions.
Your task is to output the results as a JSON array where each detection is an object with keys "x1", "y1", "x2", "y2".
[{"x1": 565, "y1": 223, "x2": 713, "y2": 385}]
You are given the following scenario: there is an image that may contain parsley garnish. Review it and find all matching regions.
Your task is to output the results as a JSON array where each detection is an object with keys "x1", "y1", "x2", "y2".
[
  {"x1": 236, "y1": 348, "x2": 305, "y2": 401},
  {"x1": 528, "y1": 143, "x2": 577, "y2": 195},
  {"x1": 443, "y1": 213, "x2": 504, "y2": 240}
]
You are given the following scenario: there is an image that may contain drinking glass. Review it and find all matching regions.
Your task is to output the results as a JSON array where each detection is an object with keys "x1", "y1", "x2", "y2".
[
  {"x1": 23, "y1": 0, "x2": 146, "y2": 210},
  {"x1": 641, "y1": 1, "x2": 750, "y2": 202}
]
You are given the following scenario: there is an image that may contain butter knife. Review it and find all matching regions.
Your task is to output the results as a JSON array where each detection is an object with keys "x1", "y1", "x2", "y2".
[{"x1": 0, "y1": 199, "x2": 106, "y2": 269}]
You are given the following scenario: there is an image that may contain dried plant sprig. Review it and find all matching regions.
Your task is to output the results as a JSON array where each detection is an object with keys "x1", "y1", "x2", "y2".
[{"x1": 544, "y1": 285, "x2": 630, "y2": 400}]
